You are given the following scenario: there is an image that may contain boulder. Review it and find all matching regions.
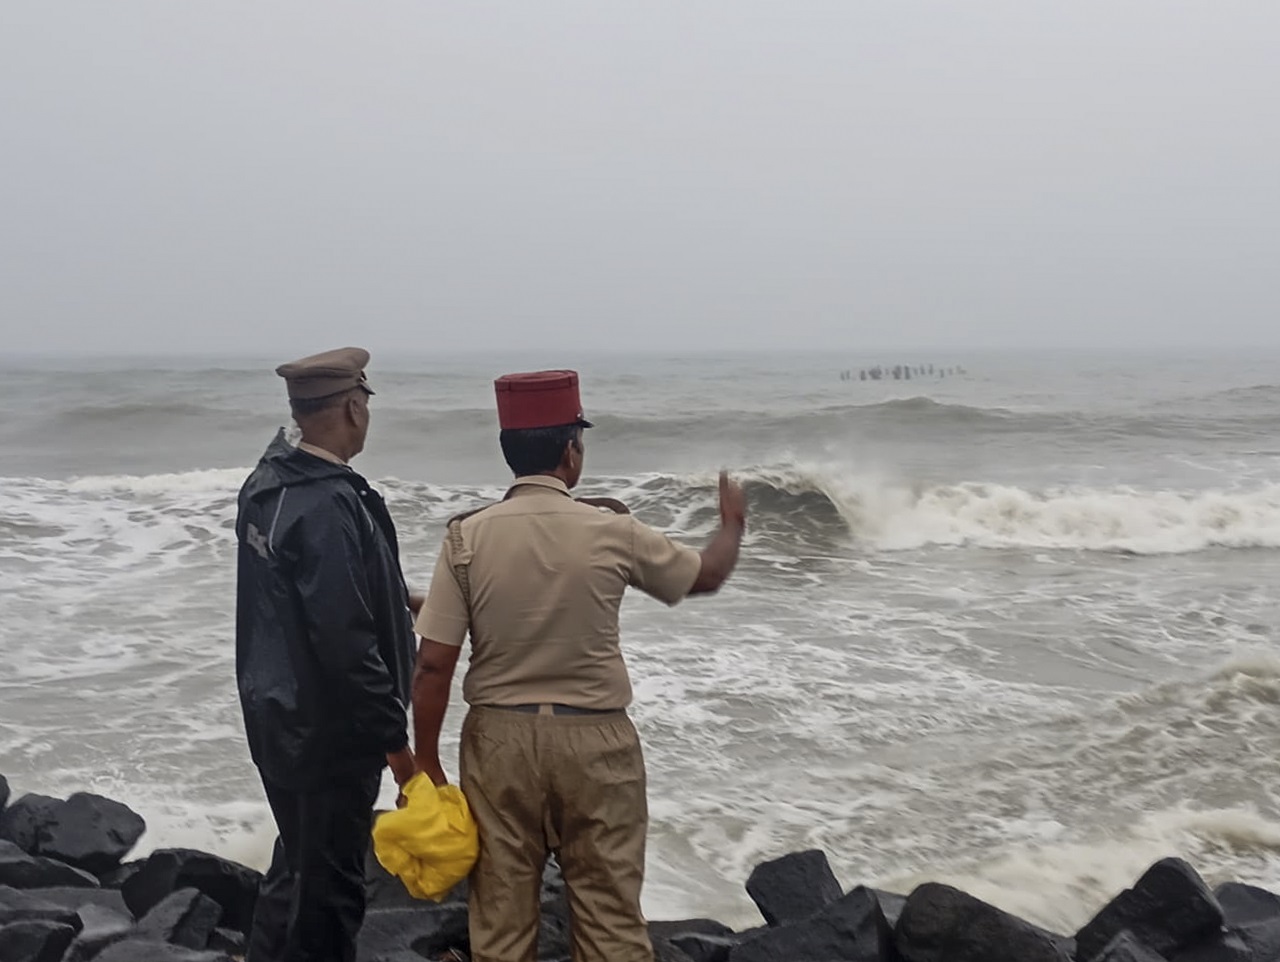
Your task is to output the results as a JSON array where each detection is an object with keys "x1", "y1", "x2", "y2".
[
  {"x1": 22, "y1": 886, "x2": 130, "y2": 918},
  {"x1": 872, "y1": 889, "x2": 909, "y2": 929},
  {"x1": 1095, "y1": 931, "x2": 1169, "y2": 962},
  {"x1": 36, "y1": 793, "x2": 146, "y2": 875},
  {"x1": 652, "y1": 919, "x2": 743, "y2": 962},
  {"x1": 99, "y1": 859, "x2": 145, "y2": 890},
  {"x1": 0, "y1": 886, "x2": 84, "y2": 929},
  {"x1": 136, "y1": 888, "x2": 223, "y2": 950},
  {"x1": 1215, "y1": 883, "x2": 1280, "y2": 928},
  {"x1": 649, "y1": 918, "x2": 736, "y2": 942},
  {"x1": 0, "y1": 849, "x2": 100, "y2": 889},
  {"x1": 654, "y1": 939, "x2": 698, "y2": 962},
  {"x1": 536, "y1": 892, "x2": 573, "y2": 961},
  {"x1": 93, "y1": 939, "x2": 234, "y2": 962},
  {"x1": 745, "y1": 849, "x2": 844, "y2": 926},
  {"x1": 1172, "y1": 930, "x2": 1253, "y2": 962},
  {"x1": 0, "y1": 775, "x2": 9, "y2": 812},
  {"x1": 730, "y1": 886, "x2": 893, "y2": 962},
  {"x1": 0, "y1": 796, "x2": 62, "y2": 855},
  {"x1": 671, "y1": 932, "x2": 739, "y2": 962},
  {"x1": 895, "y1": 882, "x2": 1072, "y2": 962},
  {"x1": 122, "y1": 848, "x2": 261, "y2": 934},
  {"x1": 0, "y1": 919, "x2": 78, "y2": 962},
  {"x1": 356, "y1": 904, "x2": 469, "y2": 961},
  {"x1": 541, "y1": 856, "x2": 565, "y2": 903},
  {"x1": 1075, "y1": 859, "x2": 1224, "y2": 962},
  {"x1": 209, "y1": 926, "x2": 246, "y2": 956},
  {"x1": 63, "y1": 902, "x2": 135, "y2": 962}
]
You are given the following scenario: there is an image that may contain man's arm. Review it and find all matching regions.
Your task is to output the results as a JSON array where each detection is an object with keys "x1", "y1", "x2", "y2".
[
  {"x1": 689, "y1": 471, "x2": 747, "y2": 595},
  {"x1": 412, "y1": 638, "x2": 462, "y2": 786}
]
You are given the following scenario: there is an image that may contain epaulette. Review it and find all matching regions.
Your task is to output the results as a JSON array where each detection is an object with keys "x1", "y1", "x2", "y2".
[
  {"x1": 575, "y1": 496, "x2": 630, "y2": 515},
  {"x1": 445, "y1": 503, "x2": 497, "y2": 528}
]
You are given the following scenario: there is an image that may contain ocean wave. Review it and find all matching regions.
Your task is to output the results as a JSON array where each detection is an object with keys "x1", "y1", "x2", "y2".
[
  {"x1": 608, "y1": 464, "x2": 1280, "y2": 554},
  {"x1": 8, "y1": 464, "x2": 1280, "y2": 557}
]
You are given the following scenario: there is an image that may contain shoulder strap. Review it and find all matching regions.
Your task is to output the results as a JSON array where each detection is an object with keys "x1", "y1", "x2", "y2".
[
  {"x1": 447, "y1": 517, "x2": 472, "y2": 613},
  {"x1": 575, "y1": 496, "x2": 631, "y2": 515},
  {"x1": 444, "y1": 504, "x2": 497, "y2": 618}
]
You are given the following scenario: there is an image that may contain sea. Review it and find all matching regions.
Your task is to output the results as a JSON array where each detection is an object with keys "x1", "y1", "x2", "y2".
[{"x1": 3, "y1": 349, "x2": 1280, "y2": 933}]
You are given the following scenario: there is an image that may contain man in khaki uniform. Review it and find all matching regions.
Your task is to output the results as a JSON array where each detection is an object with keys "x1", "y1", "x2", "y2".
[{"x1": 412, "y1": 370, "x2": 746, "y2": 962}]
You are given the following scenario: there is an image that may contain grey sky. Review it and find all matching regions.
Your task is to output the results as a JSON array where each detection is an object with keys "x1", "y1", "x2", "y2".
[{"x1": 2, "y1": 3, "x2": 1277, "y2": 355}]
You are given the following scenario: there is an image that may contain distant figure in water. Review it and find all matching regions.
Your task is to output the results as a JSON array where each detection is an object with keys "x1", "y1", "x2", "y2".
[{"x1": 235, "y1": 347, "x2": 418, "y2": 962}]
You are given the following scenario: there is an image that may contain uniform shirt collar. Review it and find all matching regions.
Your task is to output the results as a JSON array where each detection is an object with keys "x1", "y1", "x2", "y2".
[
  {"x1": 296, "y1": 440, "x2": 349, "y2": 466},
  {"x1": 507, "y1": 475, "x2": 572, "y2": 498}
]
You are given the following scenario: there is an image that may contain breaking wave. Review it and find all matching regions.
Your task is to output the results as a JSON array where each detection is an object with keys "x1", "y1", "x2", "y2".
[
  {"x1": 6, "y1": 464, "x2": 1280, "y2": 558},
  {"x1": 608, "y1": 464, "x2": 1280, "y2": 554}
]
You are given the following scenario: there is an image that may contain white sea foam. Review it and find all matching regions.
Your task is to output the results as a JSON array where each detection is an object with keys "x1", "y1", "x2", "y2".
[
  {"x1": 702, "y1": 462, "x2": 1280, "y2": 554},
  {"x1": 4, "y1": 453, "x2": 1280, "y2": 930}
]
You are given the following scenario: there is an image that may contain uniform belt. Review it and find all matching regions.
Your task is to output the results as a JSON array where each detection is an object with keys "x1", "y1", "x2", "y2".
[{"x1": 490, "y1": 703, "x2": 621, "y2": 716}]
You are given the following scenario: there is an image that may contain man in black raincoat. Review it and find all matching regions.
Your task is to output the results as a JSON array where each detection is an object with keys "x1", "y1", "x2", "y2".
[{"x1": 236, "y1": 347, "x2": 418, "y2": 962}]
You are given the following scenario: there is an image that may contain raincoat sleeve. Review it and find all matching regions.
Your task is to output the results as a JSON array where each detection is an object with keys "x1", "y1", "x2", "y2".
[{"x1": 293, "y1": 496, "x2": 409, "y2": 753}]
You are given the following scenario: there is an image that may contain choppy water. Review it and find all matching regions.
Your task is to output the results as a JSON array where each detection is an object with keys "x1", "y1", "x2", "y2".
[{"x1": 3, "y1": 350, "x2": 1280, "y2": 931}]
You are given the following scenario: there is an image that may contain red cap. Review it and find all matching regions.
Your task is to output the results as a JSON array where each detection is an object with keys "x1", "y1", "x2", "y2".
[{"x1": 494, "y1": 370, "x2": 594, "y2": 430}]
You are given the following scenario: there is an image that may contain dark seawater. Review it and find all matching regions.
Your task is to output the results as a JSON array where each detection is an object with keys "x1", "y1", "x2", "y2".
[{"x1": 4, "y1": 349, "x2": 1280, "y2": 927}]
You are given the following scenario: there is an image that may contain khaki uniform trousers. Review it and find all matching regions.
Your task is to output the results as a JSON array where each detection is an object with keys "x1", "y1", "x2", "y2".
[{"x1": 460, "y1": 706, "x2": 653, "y2": 962}]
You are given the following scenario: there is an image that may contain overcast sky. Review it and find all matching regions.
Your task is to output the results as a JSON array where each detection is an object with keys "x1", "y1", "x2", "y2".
[{"x1": 1, "y1": 3, "x2": 1277, "y2": 355}]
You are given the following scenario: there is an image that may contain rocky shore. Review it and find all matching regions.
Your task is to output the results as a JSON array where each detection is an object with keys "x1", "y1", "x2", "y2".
[{"x1": 2, "y1": 775, "x2": 1277, "y2": 961}]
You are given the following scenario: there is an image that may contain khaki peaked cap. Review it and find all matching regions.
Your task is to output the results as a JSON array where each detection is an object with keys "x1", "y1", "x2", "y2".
[{"x1": 275, "y1": 346, "x2": 376, "y2": 400}]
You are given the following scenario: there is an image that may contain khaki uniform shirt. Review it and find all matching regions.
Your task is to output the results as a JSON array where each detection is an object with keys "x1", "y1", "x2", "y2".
[{"x1": 415, "y1": 475, "x2": 701, "y2": 710}]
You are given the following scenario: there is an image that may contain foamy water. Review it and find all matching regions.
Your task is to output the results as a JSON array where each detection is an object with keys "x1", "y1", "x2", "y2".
[{"x1": 3, "y1": 350, "x2": 1280, "y2": 930}]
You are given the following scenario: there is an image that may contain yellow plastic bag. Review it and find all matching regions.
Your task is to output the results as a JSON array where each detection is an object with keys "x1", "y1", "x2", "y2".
[{"x1": 373, "y1": 774, "x2": 479, "y2": 901}]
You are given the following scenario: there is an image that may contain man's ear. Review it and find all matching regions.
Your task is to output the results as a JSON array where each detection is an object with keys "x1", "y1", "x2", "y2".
[{"x1": 345, "y1": 392, "x2": 362, "y2": 425}]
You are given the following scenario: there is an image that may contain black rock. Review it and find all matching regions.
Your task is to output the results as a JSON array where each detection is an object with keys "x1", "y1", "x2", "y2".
[
  {"x1": 0, "y1": 840, "x2": 24, "y2": 858},
  {"x1": 0, "y1": 796, "x2": 62, "y2": 855},
  {"x1": 0, "y1": 849, "x2": 100, "y2": 889},
  {"x1": 93, "y1": 939, "x2": 234, "y2": 962},
  {"x1": 22, "y1": 886, "x2": 130, "y2": 917},
  {"x1": 1215, "y1": 883, "x2": 1280, "y2": 928},
  {"x1": 99, "y1": 859, "x2": 145, "y2": 890},
  {"x1": 895, "y1": 882, "x2": 1072, "y2": 962},
  {"x1": 1076, "y1": 859, "x2": 1225, "y2": 962},
  {"x1": 541, "y1": 856, "x2": 565, "y2": 903},
  {"x1": 137, "y1": 887, "x2": 223, "y2": 949},
  {"x1": 209, "y1": 926, "x2": 246, "y2": 956},
  {"x1": 1172, "y1": 929, "x2": 1253, "y2": 962},
  {"x1": 1095, "y1": 931, "x2": 1169, "y2": 962},
  {"x1": 730, "y1": 886, "x2": 894, "y2": 962},
  {"x1": 122, "y1": 848, "x2": 261, "y2": 934},
  {"x1": 364, "y1": 845, "x2": 414, "y2": 910},
  {"x1": 0, "y1": 775, "x2": 9, "y2": 812},
  {"x1": 36, "y1": 793, "x2": 146, "y2": 875},
  {"x1": 672, "y1": 932, "x2": 740, "y2": 962},
  {"x1": 1233, "y1": 918, "x2": 1280, "y2": 962},
  {"x1": 63, "y1": 902, "x2": 135, "y2": 962},
  {"x1": 536, "y1": 892, "x2": 573, "y2": 961},
  {"x1": 357, "y1": 904, "x2": 469, "y2": 961},
  {"x1": 0, "y1": 919, "x2": 78, "y2": 962},
  {"x1": 745, "y1": 849, "x2": 844, "y2": 926},
  {"x1": 872, "y1": 889, "x2": 909, "y2": 930},
  {"x1": 654, "y1": 938, "x2": 697, "y2": 962},
  {"x1": 0, "y1": 886, "x2": 84, "y2": 929},
  {"x1": 649, "y1": 918, "x2": 736, "y2": 942}
]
